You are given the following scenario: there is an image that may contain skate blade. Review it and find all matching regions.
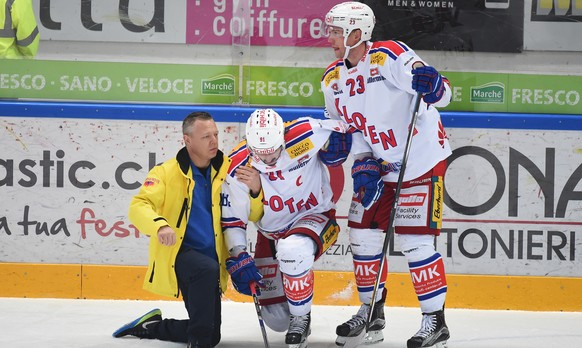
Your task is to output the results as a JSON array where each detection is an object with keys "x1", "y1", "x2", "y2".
[
  {"x1": 288, "y1": 338, "x2": 308, "y2": 348},
  {"x1": 433, "y1": 340, "x2": 448, "y2": 348},
  {"x1": 362, "y1": 330, "x2": 384, "y2": 345},
  {"x1": 338, "y1": 329, "x2": 366, "y2": 348}
]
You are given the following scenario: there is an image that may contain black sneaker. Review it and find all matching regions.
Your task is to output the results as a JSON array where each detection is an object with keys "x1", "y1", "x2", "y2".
[
  {"x1": 335, "y1": 300, "x2": 385, "y2": 346},
  {"x1": 407, "y1": 309, "x2": 449, "y2": 348},
  {"x1": 112, "y1": 308, "x2": 162, "y2": 338}
]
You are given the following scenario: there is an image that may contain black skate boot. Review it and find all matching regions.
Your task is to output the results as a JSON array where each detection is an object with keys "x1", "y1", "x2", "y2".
[
  {"x1": 285, "y1": 312, "x2": 311, "y2": 348},
  {"x1": 187, "y1": 342, "x2": 213, "y2": 348},
  {"x1": 335, "y1": 300, "x2": 385, "y2": 346},
  {"x1": 407, "y1": 309, "x2": 449, "y2": 348},
  {"x1": 112, "y1": 308, "x2": 162, "y2": 338}
]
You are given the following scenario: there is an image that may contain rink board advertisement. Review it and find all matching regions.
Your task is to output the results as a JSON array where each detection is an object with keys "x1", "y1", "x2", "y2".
[
  {"x1": 367, "y1": 0, "x2": 523, "y2": 52},
  {"x1": 1, "y1": 110, "x2": 580, "y2": 278},
  {"x1": 32, "y1": 0, "x2": 333, "y2": 47},
  {"x1": 524, "y1": 0, "x2": 582, "y2": 51},
  {"x1": 29, "y1": 0, "x2": 582, "y2": 52},
  {"x1": 2, "y1": 60, "x2": 582, "y2": 114},
  {"x1": 184, "y1": 0, "x2": 333, "y2": 46},
  {"x1": 0, "y1": 60, "x2": 322, "y2": 107},
  {"x1": 31, "y1": 0, "x2": 526, "y2": 52},
  {"x1": 0, "y1": 60, "x2": 242, "y2": 105}
]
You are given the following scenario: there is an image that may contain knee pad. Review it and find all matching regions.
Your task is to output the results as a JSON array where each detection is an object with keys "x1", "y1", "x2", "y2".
[
  {"x1": 261, "y1": 302, "x2": 290, "y2": 332},
  {"x1": 276, "y1": 234, "x2": 316, "y2": 276},
  {"x1": 396, "y1": 234, "x2": 436, "y2": 262},
  {"x1": 276, "y1": 235, "x2": 316, "y2": 315},
  {"x1": 349, "y1": 228, "x2": 384, "y2": 256}
]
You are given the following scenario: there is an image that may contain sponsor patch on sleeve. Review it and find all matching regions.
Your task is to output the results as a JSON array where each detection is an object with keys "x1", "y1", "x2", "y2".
[{"x1": 143, "y1": 177, "x2": 159, "y2": 187}]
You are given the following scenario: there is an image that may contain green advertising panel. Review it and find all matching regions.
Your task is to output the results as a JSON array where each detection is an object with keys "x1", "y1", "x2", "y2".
[
  {"x1": 444, "y1": 72, "x2": 582, "y2": 114},
  {"x1": 444, "y1": 72, "x2": 510, "y2": 113},
  {"x1": 0, "y1": 60, "x2": 240, "y2": 104},
  {"x1": 2, "y1": 60, "x2": 581, "y2": 115},
  {"x1": 244, "y1": 66, "x2": 323, "y2": 106},
  {"x1": 507, "y1": 74, "x2": 582, "y2": 114}
]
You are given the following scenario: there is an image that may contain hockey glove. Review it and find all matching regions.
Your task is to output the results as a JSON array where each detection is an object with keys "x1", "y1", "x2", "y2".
[
  {"x1": 412, "y1": 65, "x2": 445, "y2": 104},
  {"x1": 319, "y1": 131, "x2": 352, "y2": 167},
  {"x1": 226, "y1": 252, "x2": 264, "y2": 296},
  {"x1": 351, "y1": 157, "x2": 384, "y2": 209}
]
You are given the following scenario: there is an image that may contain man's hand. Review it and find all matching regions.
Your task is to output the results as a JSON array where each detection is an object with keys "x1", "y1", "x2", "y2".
[
  {"x1": 158, "y1": 226, "x2": 177, "y2": 246},
  {"x1": 235, "y1": 165, "x2": 262, "y2": 197}
]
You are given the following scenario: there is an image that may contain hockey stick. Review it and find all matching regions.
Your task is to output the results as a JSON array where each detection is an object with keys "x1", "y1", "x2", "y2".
[
  {"x1": 343, "y1": 76, "x2": 425, "y2": 348},
  {"x1": 250, "y1": 282, "x2": 270, "y2": 348}
]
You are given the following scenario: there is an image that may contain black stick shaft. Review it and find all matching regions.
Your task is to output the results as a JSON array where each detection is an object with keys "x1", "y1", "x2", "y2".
[
  {"x1": 365, "y1": 91, "x2": 423, "y2": 331},
  {"x1": 250, "y1": 283, "x2": 270, "y2": 348}
]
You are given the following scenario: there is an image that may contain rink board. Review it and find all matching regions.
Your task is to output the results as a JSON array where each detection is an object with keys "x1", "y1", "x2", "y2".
[
  {"x1": 1, "y1": 101, "x2": 581, "y2": 311},
  {"x1": 0, "y1": 263, "x2": 580, "y2": 312}
]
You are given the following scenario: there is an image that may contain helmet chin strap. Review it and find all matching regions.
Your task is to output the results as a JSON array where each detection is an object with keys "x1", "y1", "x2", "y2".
[{"x1": 342, "y1": 35, "x2": 364, "y2": 60}]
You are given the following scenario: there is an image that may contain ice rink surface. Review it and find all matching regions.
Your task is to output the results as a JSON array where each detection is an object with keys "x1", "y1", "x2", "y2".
[{"x1": 1, "y1": 297, "x2": 581, "y2": 348}]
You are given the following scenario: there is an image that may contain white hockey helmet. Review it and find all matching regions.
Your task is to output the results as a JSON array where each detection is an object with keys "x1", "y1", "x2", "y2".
[
  {"x1": 245, "y1": 108, "x2": 285, "y2": 156},
  {"x1": 325, "y1": 2, "x2": 375, "y2": 58}
]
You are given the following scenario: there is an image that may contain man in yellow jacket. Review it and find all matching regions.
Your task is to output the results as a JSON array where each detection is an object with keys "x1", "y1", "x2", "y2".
[
  {"x1": 112, "y1": 111, "x2": 263, "y2": 348},
  {"x1": 1, "y1": 0, "x2": 40, "y2": 58}
]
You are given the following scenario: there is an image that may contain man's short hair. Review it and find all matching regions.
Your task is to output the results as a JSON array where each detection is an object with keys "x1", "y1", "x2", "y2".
[{"x1": 182, "y1": 111, "x2": 213, "y2": 135}]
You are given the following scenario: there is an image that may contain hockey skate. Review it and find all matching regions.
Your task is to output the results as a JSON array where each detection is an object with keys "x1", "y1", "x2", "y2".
[
  {"x1": 186, "y1": 343, "x2": 214, "y2": 348},
  {"x1": 407, "y1": 310, "x2": 449, "y2": 348},
  {"x1": 285, "y1": 312, "x2": 311, "y2": 348},
  {"x1": 112, "y1": 308, "x2": 162, "y2": 338},
  {"x1": 335, "y1": 300, "x2": 385, "y2": 346}
]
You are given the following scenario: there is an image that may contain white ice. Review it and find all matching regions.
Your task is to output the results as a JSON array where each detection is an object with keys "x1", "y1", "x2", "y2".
[{"x1": 1, "y1": 298, "x2": 581, "y2": 347}]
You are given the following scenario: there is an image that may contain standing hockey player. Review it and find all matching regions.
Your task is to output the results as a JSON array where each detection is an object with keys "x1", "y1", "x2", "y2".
[
  {"x1": 221, "y1": 108, "x2": 351, "y2": 348},
  {"x1": 321, "y1": 2, "x2": 452, "y2": 348}
]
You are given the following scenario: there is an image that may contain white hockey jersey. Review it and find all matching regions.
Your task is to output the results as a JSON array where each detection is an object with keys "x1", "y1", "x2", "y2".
[
  {"x1": 221, "y1": 117, "x2": 348, "y2": 244},
  {"x1": 321, "y1": 40, "x2": 452, "y2": 182}
]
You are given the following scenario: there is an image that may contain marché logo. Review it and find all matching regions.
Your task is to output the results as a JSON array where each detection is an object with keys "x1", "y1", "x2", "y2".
[
  {"x1": 470, "y1": 82, "x2": 505, "y2": 104},
  {"x1": 201, "y1": 74, "x2": 235, "y2": 96}
]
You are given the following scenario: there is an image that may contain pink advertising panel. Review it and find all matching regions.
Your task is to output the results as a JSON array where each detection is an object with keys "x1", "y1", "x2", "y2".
[{"x1": 186, "y1": 0, "x2": 340, "y2": 46}]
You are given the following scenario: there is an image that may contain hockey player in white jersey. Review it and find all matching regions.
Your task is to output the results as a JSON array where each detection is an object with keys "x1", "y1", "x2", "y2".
[
  {"x1": 221, "y1": 108, "x2": 351, "y2": 348},
  {"x1": 321, "y1": 2, "x2": 452, "y2": 348}
]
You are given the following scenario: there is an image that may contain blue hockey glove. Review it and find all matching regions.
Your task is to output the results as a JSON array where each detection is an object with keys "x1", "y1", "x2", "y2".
[
  {"x1": 351, "y1": 157, "x2": 384, "y2": 209},
  {"x1": 319, "y1": 131, "x2": 352, "y2": 167},
  {"x1": 226, "y1": 252, "x2": 264, "y2": 296},
  {"x1": 412, "y1": 65, "x2": 445, "y2": 104}
]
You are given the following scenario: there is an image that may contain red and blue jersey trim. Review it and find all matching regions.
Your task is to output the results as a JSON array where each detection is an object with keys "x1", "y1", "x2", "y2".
[
  {"x1": 321, "y1": 59, "x2": 344, "y2": 82},
  {"x1": 370, "y1": 40, "x2": 410, "y2": 60},
  {"x1": 221, "y1": 217, "x2": 247, "y2": 230},
  {"x1": 284, "y1": 119, "x2": 314, "y2": 148},
  {"x1": 227, "y1": 141, "x2": 250, "y2": 177}
]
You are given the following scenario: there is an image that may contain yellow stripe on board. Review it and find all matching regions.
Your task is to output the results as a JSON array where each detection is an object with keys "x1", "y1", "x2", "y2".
[
  {"x1": 538, "y1": 0, "x2": 553, "y2": 9},
  {"x1": 0, "y1": 263, "x2": 580, "y2": 312}
]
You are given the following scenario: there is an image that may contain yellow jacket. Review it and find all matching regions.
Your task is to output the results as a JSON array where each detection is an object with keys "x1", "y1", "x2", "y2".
[
  {"x1": 129, "y1": 147, "x2": 263, "y2": 298},
  {"x1": 1, "y1": 0, "x2": 40, "y2": 58}
]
